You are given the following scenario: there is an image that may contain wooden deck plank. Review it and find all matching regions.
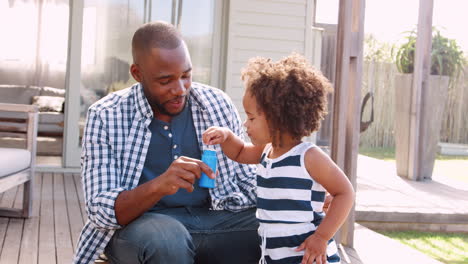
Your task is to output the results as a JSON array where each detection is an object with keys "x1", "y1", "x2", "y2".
[
  {"x1": 0, "y1": 218, "x2": 23, "y2": 264},
  {"x1": 18, "y1": 172, "x2": 42, "y2": 264},
  {"x1": 73, "y1": 174, "x2": 87, "y2": 224},
  {"x1": 64, "y1": 173, "x2": 84, "y2": 250},
  {"x1": 53, "y1": 173, "x2": 74, "y2": 264},
  {"x1": 0, "y1": 188, "x2": 17, "y2": 261},
  {"x1": 38, "y1": 173, "x2": 56, "y2": 264},
  {"x1": 0, "y1": 181, "x2": 27, "y2": 264},
  {"x1": 0, "y1": 217, "x2": 8, "y2": 262}
]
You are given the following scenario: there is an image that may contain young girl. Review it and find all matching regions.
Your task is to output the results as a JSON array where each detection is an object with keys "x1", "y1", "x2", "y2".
[{"x1": 202, "y1": 53, "x2": 354, "y2": 264}]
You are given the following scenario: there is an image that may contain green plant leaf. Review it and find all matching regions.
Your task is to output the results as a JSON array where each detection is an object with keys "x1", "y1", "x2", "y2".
[{"x1": 394, "y1": 27, "x2": 466, "y2": 79}]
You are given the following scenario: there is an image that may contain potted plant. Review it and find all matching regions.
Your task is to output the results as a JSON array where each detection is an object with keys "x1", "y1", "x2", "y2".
[{"x1": 393, "y1": 28, "x2": 465, "y2": 180}]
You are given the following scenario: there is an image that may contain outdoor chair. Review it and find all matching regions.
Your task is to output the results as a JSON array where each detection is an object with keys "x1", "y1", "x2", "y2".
[{"x1": 0, "y1": 103, "x2": 38, "y2": 218}]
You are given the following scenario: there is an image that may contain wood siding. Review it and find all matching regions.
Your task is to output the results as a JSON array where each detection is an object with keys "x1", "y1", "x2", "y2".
[{"x1": 224, "y1": 0, "x2": 316, "y2": 117}]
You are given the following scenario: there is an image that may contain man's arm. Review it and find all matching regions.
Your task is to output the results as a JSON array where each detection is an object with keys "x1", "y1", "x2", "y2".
[
  {"x1": 81, "y1": 109, "x2": 125, "y2": 229},
  {"x1": 82, "y1": 109, "x2": 215, "y2": 227}
]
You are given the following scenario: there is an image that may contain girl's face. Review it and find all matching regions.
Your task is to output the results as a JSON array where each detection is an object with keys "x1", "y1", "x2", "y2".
[{"x1": 242, "y1": 91, "x2": 271, "y2": 145}]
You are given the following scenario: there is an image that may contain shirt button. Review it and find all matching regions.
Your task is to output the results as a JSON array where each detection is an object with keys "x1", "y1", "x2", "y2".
[
  {"x1": 164, "y1": 126, "x2": 169, "y2": 130},
  {"x1": 168, "y1": 133, "x2": 173, "y2": 138},
  {"x1": 173, "y1": 145, "x2": 177, "y2": 149},
  {"x1": 137, "y1": 165, "x2": 142, "y2": 169},
  {"x1": 145, "y1": 133, "x2": 150, "y2": 139},
  {"x1": 174, "y1": 155, "x2": 178, "y2": 159}
]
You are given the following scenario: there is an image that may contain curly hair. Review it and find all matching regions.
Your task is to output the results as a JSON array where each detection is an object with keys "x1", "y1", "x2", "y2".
[{"x1": 241, "y1": 53, "x2": 333, "y2": 146}]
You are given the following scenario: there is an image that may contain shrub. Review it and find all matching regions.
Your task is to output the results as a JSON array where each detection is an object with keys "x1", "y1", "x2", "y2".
[{"x1": 395, "y1": 27, "x2": 465, "y2": 78}]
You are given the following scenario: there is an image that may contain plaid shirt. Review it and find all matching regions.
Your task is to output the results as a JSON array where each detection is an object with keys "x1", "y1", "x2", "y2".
[{"x1": 73, "y1": 82, "x2": 257, "y2": 264}]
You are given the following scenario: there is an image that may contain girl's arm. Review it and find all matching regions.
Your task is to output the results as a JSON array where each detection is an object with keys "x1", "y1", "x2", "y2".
[
  {"x1": 297, "y1": 146, "x2": 355, "y2": 262},
  {"x1": 203, "y1": 126, "x2": 264, "y2": 164},
  {"x1": 306, "y1": 147, "x2": 354, "y2": 239}
]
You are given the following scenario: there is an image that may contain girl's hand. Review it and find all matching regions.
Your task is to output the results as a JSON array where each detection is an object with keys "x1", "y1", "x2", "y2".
[
  {"x1": 296, "y1": 233, "x2": 328, "y2": 264},
  {"x1": 202, "y1": 126, "x2": 231, "y2": 145}
]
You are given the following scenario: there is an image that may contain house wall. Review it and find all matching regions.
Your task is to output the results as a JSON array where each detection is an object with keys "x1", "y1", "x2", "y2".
[{"x1": 224, "y1": 0, "x2": 318, "y2": 118}]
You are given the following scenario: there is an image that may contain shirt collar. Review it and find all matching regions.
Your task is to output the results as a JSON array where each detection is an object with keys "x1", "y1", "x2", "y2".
[
  {"x1": 134, "y1": 83, "x2": 153, "y2": 120},
  {"x1": 188, "y1": 83, "x2": 209, "y2": 112}
]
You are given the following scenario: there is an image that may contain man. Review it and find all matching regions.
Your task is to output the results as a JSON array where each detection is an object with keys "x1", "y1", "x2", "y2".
[{"x1": 73, "y1": 21, "x2": 260, "y2": 264}]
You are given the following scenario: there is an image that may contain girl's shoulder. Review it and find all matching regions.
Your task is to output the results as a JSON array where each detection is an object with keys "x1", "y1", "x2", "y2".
[
  {"x1": 296, "y1": 141, "x2": 316, "y2": 154},
  {"x1": 303, "y1": 142, "x2": 330, "y2": 163}
]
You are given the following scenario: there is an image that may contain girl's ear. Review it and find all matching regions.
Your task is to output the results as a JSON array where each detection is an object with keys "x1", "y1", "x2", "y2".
[{"x1": 130, "y1": 64, "x2": 142, "y2": 82}]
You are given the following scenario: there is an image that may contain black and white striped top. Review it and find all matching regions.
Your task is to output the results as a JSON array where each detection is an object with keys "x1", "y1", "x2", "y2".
[
  {"x1": 256, "y1": 142, "x2": 340, "y2": 264},
  {"x1": 256, "y1": 142, "x2": 326, "y2": 225}
]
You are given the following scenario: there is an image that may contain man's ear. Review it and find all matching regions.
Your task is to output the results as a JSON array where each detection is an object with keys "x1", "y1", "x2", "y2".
[{"x1": 130, "y1": 64, "x2": 142, "y2": 82}]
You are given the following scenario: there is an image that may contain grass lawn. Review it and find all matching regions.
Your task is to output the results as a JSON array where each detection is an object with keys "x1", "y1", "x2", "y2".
[
  {"x1": 359, "y1": 146, "x2": 468, "y2": 183},
  {"x1": 359, "y1": 146, "x2": 397, "y2": 161},
  {"x1": 378, "y1": 230, "x2": 468, "y2": 264}
]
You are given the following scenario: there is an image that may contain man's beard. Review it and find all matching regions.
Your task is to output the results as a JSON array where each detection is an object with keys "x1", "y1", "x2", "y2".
[{"x1": 151, "y1": 95, "x2": 187, "y2": 117}]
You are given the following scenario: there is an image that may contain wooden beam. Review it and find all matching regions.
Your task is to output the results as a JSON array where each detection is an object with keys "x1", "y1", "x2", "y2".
[
  {"x1": 0, "y1": 170, "x2": 29, "y2": 194},
  {"x1": 63, "y1": 0, "x2": 84, "y2": 168},
  {"x1": 331, "y1": 0, "x2": 352, "y2": 169},
  {"x1": 0, "y1": 104, "x2": 37, "y2": 113},
  {"x1": 408, "y1": 0, "x2": 434, "y2": 181},
  {"x1": 331, "y1": 0, "x2": 366, "y2": 247}
]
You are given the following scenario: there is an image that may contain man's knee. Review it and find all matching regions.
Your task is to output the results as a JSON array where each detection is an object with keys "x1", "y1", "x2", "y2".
[{"x1": 106, "y1": 213, "x2": 195, "y2": 263}]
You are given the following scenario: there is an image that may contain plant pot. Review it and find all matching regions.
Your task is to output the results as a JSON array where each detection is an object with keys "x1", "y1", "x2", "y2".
[{"x1": 394, "y1": 73, "x2": 449, "y2": 180}]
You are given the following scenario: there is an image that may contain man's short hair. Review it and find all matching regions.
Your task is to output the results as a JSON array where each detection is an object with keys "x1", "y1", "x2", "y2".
[{"x1": 132, "y1": 21, "x2": 182, "y2": 63}]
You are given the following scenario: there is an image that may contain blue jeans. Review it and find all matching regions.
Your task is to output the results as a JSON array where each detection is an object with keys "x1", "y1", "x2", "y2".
[{"x1": 105, "y1": 207, "x2": 260, "y2": 264}]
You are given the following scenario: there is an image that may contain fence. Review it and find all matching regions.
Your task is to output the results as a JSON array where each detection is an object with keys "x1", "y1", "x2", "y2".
[{"x1": 359, "y1": 61, "x2": 468, "y2": 148}]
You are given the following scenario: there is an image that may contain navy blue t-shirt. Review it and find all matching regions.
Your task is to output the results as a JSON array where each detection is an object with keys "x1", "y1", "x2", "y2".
[{"x1": 139, "y1": 100, "x2": 210, "y2": 209}]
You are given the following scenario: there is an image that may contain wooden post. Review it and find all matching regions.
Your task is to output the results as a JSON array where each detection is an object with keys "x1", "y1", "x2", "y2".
[
  {"x1": 408, "y1": 0, "x2": 433, "y2": 181},
  {"x1": 331, "y1": 0, "x2": 366, "y2": 247}
]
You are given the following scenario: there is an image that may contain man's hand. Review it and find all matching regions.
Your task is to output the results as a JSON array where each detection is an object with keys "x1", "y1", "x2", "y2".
[
  {"x1": 154, "y1": 156, "x2": 216, "y2": 195},
  {"x1": 115, "y1": 156, "x2": 216, "y2": 225},
  {"x1": 202, "y1": 126, "x2": 232, "y2": 145}
]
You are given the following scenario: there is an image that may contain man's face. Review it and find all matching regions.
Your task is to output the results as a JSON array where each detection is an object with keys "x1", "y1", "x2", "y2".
[{"x1": 131, "y1": 43, "x2": 192, "y2": 122}]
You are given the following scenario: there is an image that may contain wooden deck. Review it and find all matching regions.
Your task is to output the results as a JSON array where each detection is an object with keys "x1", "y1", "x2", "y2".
[
  {"x1": 0, "y1": 173, "x2": 85, "y2": 264},
  {"x1": 2, "y1": 157, "x2": 465, "y2": 263},
  {"x1": 355, "y1": 155, "x2": 468, "y2": 232}
]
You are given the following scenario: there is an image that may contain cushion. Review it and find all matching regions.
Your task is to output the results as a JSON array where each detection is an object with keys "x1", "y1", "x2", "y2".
[
  {"x1": 32, "y1": 96, "x2": 64, "y2": 112},
  {"x1": 40, "y1": 86, "x2": 65, "y2": 97},
  {"x1": 39, "y1": 112, "x2": 64, "y2": 124},
  {"x1": 0, "y1": 148, "x2": 31, "y2": 177},
  {"x1": 0, "y1": 85, "x2": 41, "y2": 104},
  {"x1": 38, "y1": 123, "x2": 63, "y2": 133}
]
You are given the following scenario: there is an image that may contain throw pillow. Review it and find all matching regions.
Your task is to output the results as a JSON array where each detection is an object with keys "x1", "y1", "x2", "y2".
[
  {"x1": 32, "y1": 96, "x2": 65, "y2": 112},
  {"x1": 40, "y1": 86, "x2": 66, "y2": 97}
]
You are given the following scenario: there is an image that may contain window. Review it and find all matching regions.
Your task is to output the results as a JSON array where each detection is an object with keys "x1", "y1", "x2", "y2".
[{"x1": 79, "y1": 0, "x2": 216, "y2": 119}]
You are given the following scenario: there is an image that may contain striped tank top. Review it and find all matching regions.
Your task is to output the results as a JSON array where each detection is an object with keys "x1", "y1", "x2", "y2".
[{"x1": 256, "y1": 142, "x2": 340, "y2": 264}]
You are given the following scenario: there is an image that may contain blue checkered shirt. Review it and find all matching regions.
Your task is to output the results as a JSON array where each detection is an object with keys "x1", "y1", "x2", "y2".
[{"x1": 73, "y1": 82, "x2": 257, "y2": 264}]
